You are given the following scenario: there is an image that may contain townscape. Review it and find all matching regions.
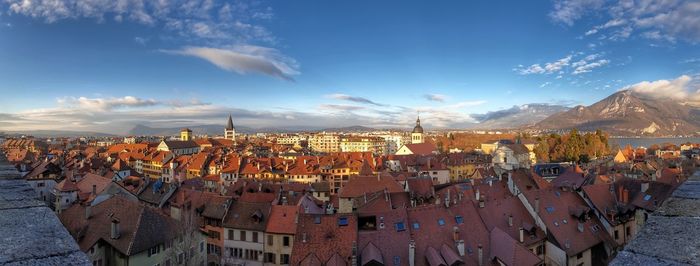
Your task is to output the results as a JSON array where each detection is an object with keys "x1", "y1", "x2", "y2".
[{"x1": 2, "y1": 115, "x2": 699, "y2": 266}]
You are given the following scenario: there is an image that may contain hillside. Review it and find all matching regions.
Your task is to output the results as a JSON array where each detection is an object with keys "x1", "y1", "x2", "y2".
[{"x1": 535, "y1": 90, "x2": 700, "y2": 136}]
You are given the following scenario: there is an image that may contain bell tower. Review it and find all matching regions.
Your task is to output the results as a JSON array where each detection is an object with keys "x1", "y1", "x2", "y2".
[
  {"x1": 411, "y1": 116, "x2": 424, "y2": 144},
  {"x1": 224, "y1": 114, "x2": 236, "y2": 142}
]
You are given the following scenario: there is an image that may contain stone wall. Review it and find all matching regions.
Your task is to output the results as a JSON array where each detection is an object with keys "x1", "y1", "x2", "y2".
[
  {"x1": 610, "y1": 170, "x2": 700, "y2": 265},
  {"x1": 0, "y1": 155, "x2": 91, "y2": 265}
]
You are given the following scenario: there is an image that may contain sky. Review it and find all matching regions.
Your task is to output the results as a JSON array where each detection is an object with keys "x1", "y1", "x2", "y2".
[{"x1": 1, "y1": 0, "x2": 700, "y2": 134}]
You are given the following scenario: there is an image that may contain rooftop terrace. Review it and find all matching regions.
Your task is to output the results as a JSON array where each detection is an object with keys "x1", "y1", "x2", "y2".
[{"x1": 0, "y1": 155, "x2": 91, "y2": 265}]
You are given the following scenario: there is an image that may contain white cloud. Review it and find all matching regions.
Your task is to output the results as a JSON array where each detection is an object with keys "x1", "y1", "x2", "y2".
[
  {"x1": 423, "y1": 94, "x2": 446, "y2": 102},
  {"x1": 540, "y1": 82, "x2": 552, "y2": 88},
  {"x1": 162, "y1": 45, "x2": 299, "y2": 81},
  {"x1": 57, "y1": 96, "x2": 158, "y2": 111},
  {"x1": 625, "y1": 75, "x2": 700, "y2": 105},
  {"x1": 572, "y1": 59, "x2": 609, "y2": 74},
  {"x1": 552, "y1": 0, "x2": 700, "y2": 43},
  {"x1": 549, "y1": 0, "x2": 605, "y2": 26},
  {"x1": 133, "y1": 36, "x2": 148, "y2": 45},
  {"x1": 516, "y1": 53, "x2": 607, "y2": 76},
  {"x1": 2, "y1": 0, "x2": 275, "y2": 44}
]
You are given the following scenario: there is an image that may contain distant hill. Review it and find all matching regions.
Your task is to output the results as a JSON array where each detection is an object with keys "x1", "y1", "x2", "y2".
[
  {"x1": 320, "y1": 125, "x2": 378, "y2": 132},
  {"x1": 471, "y1": 104, "x2": 570, "y2": 129},
  {"x1": 3, "y1": 130, "x2": 117, "y2": 138},
  {"x1": 128, "y1": 124, "x2": 255, "y2": 136},
  {"x1": 534, "y1": 90, "x2": 700, "y2": 136}
]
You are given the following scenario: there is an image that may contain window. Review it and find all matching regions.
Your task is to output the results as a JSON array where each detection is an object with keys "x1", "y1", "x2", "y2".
[
  {"x1": 438, "y1": 218, "x2": 445, "y2": 226},
  {"x1": 283, "y1": 236, "x2": 290, "y2": 247},
  {"x1": 253, "y1": 232, "x2": 259, "y2": 243},
  {"x1": 178, "y1": 253, "x2": 184, "y2": 264},
  {"x1": 281, "y1": 254, "x2": 290, "y2": 264},
  {"x1": 268, "y1": 235, "x2": 274, "y2": 246},
  {"x1": 576, "y1": 252, "x2": 583, "y2": 259},
  {"x1": 545, "y1": 207, "x2": 555, "y2": 213},
  {"x1": 536, "y1": 245, "x2": 544, "y2": 255},
  {"x1": 228, "y1": 229, "x2": 234, "y2": 240},
  {"x1": 393, "y1": 256, "x2": 401, "y2": 266},
  {"x1": 413, "y1": 222, "x2": 420, "y2": 230},
  {"x1": 314, "y1": 215, "x2": 321, "y2": 224},
  {"x1": 455, "y1": 216, "x2": 464, "y2": 224},
  {"x1": 200, "y1": 241, "x2": 204, "y2": 253},
  {"x1": 395, "y1": 222, "x2": 406, "y2": 232},
  {"x1": 338, "y1": 217, "x2": 349, "y2": 226},
  {"x1": 264, "y1": 253, "x2": 276, "y2": 263},
  {"x1": 240, "y1": 230, "x2": 247, "y2": 241},
  {"x1": 614, "y1": 230, "x2": 619, "y2": 240}
]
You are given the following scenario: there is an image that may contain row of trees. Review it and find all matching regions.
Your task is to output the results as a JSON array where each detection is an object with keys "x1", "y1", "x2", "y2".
[{"x1": 532, "y1": 129, "x2": 611, "y2": 163}]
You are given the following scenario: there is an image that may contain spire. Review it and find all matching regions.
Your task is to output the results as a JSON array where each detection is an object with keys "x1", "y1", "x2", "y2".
[
  {"x1": 226, "y1": 114, "x2": 234, "y2": 130},
  {"x1": 416, "y1": 113, "x2": 421, "y2": 126}
]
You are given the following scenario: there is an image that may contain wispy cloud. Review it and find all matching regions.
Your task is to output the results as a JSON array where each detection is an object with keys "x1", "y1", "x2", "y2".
[
  {"x1": 3, "y1": 0, "x2": 275, "y2": 44},
  {"x1": 423, "y1": 94, "x2": 446, "y2": 102},
  {"x1": 515, "y1": 53, "x2": 607, "y2": 76},
  {"x1": 550, "y1": 0, "x2": 700, "y2": 43},
  {"x1": 326, "y1": 94, "x2": 384, "y2": 106},
  {"x1": 133, "y1": 36, "x2": 148, "y2": 45},
  {"x1": 162, "y1": 45, "x2": 299, "y2": 81},
  {"x1": 318, "y1": 104, "x2": 365, "y2": 111},
  {"x1": 57, "y1": 96, "x2": 158, "y2": 111}
]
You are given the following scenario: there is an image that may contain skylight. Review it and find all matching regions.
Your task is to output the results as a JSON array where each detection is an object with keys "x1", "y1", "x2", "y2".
[
  {"x1": 338, "y1": 217, "x2": 348, "y2": 226},
  {"x1": 413, "y1": 222, "x2": 420, "y2": 230},
  {"x1": 643, "y1": 194, "x2": 652, "y2": 201},
  {"x1": 438, "y1": 218, "x2": 445, "y2": 226},
  {"x1": 455, "y1": 216, "x2": 464, "y2": 224},
  {"x1": 314, "y1": 216, "x2": 321, "y2": 224},
  {"x1": 545, "y1": 206, "x2": 555, "y2": 213},
  {"x1": 395, "y1": 222, "x2": 406, "y2": 232}
]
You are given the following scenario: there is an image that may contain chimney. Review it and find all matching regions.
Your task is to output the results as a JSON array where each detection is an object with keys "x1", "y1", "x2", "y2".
[
  {"x1": 478, "y1": 197, "x2": 485, "y2": 208},
  {"x1": 577, "y1": 222, "x2": 584, "y2": 233},
  {"x1": 92, "y1": 184, "x2": 97, "y2": 196},
  {"x1": 457, "y1": 240, "x2": 465, "y2": 256},
  {"x1": 475, "y1": 188, "x2": 480, "y2": 201},
  {"x1": 110, "y1": 218, "x2": 120, "y2": 239},
  {"x1": 622, "y1": 188, "x2": 629, "y2": 204},
  {"x1": 535, "y1": 197, "x2": 540, "y2": 213},
  {"x1": 470, "y1": 178, "x2": 475, "y2": 186},
  {"x1": 302, "y1": 232, "x2": 307, "y2": 243},
  {"x1": 409, "y1": 240, "x2": 416, "y2": 266},
  {"x1": 85, "y1": 206, "x2": 91, "y2": 219},
  {"x1": 478, "y1": 244, "x2": 483, "y2": 266},
  {"x1": 519, "y1": 227, "x2": 524, "y2": 243},
  {"x1": 641, "y1": 182, "x2": 649, "y2": 193},
  {"x1": 508, "y1": 214, "x2": 513, "y2": 227},
  {"x1": 384, "y1": 188, "x2": 389, "y2": 202},
  {"x1": 453, "y1": 226, "x2": 460, "y2": 242},
  {"x1": 445, "y1": 189, "x2": 451, "y2": 208}
]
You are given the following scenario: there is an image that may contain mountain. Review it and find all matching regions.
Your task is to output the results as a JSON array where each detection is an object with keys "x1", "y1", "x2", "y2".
[
  {"x1": 471, "y1": 104, "x2": 570, "y2": 129},
  {"x1": 534, "y1": 90, "x2": 700, "y2": 136}
]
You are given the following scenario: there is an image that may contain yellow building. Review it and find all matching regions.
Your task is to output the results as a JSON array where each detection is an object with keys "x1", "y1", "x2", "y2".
[
  {"x1": 339, "y1": 136, "x2": 384, "y2": 153},
  {"x1": 309, "y1": 133, "x2": 340, "y2": 153}
]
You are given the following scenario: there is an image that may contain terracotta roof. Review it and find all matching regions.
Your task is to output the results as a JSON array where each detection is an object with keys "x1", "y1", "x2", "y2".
[
  {"x1": 223, "y1": 201, "x2": 271, "y2": 231},
  {"x1": 59, "y1": 195, "x2": 178, "y2": 256},
  {"x1": 338, "y1": 174, "x2": 404, "y2": 198},
  {"x1": 266, "y1": 205, "x2": 299, "y2": 235},
  {"x1": 489, "y1": 227, "x2": 542, "y2": 266},
  {"x1": 291, "y1": 214, "x2": 357, "y2": 266},
  {"x1": 522, "y1": 188, "x2": 612, "y2": 256},
  {"x1": 402, "y1": 143, "x2": 437, "y2": 156}
]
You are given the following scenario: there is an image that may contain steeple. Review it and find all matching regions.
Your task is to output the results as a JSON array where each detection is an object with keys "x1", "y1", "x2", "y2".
[{"x1": 226, "y1": 114, "x2": 234, "y2": 130}]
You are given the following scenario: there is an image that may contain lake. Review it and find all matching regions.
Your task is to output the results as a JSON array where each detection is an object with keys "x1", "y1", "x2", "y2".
[{"x1": 609, "y1": 137, "x2": 700, "y2": 148}]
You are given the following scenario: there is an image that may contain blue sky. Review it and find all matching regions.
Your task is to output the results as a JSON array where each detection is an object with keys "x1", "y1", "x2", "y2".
[{"x1": 1, "y1": 0, "x2": 699, "y2": 134}]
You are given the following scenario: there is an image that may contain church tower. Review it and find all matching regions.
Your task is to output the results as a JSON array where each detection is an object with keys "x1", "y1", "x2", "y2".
[
  {"x1": 411, "y1": 116, "x2": 424, "y2": 144},
  {"x1": 224, "y1": 114, "x2": 236, "y2": 142},
  {"x1": 180, "y1": 128, "x2": 192, "y2": 141}
]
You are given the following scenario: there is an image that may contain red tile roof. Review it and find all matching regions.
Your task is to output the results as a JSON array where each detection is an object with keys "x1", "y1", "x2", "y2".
[
  {"x1": 291, "y1": 214, "x2": 357, "y2": 266},
  {"x1": 266, "y1": 205, "x2": 299, "y2": 235}
]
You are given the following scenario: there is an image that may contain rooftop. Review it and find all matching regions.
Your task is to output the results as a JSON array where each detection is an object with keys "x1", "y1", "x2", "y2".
[
  {"x1": 610, "y1": 170, "x2": 700, "y2": 265},
  {"x1": 0, "y1": 154, "x2": 91, "y2": 265}
]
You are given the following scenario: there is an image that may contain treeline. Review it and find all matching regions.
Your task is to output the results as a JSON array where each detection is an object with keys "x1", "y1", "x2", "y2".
[{"x1": 532, "y1": 129, "x2": 610, "y2": 163}]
